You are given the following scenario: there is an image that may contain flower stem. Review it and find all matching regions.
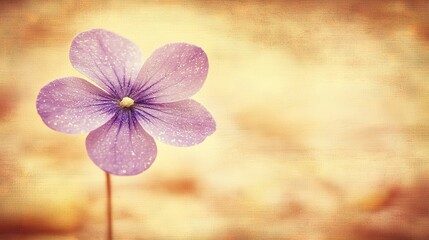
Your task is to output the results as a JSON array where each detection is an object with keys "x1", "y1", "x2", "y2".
[{"x1": 105, "y1": 172, "x2": 113, "y2": 240}]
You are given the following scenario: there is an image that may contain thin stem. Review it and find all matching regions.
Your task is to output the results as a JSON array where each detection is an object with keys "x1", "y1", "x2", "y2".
[{"x1": 105, "y1": 172, "x2": 113, "y2": 240}]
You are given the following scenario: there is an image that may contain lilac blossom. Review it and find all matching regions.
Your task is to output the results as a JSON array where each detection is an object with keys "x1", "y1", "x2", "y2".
[{"x1": 36, "y1": 29, "x2": 216, "y2": 176}]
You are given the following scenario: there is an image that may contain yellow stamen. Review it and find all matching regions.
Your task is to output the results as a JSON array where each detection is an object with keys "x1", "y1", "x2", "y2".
[{"x1": 119, "y1": 97, "x2": 134, "y2": 108}]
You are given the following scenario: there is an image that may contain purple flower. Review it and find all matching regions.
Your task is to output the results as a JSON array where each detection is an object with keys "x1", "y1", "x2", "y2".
[{"x1": 36, "y1": 29, "x2": 216, "y2": 176}]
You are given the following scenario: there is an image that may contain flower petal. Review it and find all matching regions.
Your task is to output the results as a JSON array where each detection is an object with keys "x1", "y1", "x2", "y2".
[
  {"x1": 135, "y1": 99, "x2": 216, "y2": 147},
  {"x1": 131, "y1": 43, "x2": 208, "y2": 103},
  {"x1": 86, "y1": 112, "x2": 157, "y2": 176},
  {"x1": 70, "y1": 29, "x2": 143, "y2": 97},
  {"x1": 36, "y1": 77, "x2": 117, "y2": 134}
]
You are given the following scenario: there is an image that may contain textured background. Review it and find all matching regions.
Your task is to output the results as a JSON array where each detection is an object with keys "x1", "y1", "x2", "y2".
[{"x1": 1, "y1": 0, "x2": 429, "y2": 239}]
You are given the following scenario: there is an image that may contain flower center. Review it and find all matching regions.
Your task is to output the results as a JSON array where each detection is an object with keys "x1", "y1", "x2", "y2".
[{"x1": 119, "y1": 97, "x2": 134, "y2": 108}]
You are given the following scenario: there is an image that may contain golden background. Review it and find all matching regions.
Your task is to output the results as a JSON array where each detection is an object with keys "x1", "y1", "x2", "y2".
[{"x1": 1, "y1": 0, "x2": 429, "y2": 239}]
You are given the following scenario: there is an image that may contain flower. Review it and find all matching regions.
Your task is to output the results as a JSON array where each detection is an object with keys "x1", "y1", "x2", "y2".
[{"x1": 36, "y1": 29, "x2": 216, "y2": 176}]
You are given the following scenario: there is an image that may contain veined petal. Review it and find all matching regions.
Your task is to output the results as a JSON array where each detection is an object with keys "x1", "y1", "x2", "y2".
[
  {"x1": 36, "y1": 77, "x2": 117, "y2": 134},
  {"x1": 70, "y1": 29, "x2": 143, "y2": 97},
  {"x1": 86, "y1": 112, "x2": 157, "y2": 176},
  {"x1": 135, "y1": 99, "x2": 216, "y2": 147},
  {"x1": 131, "y1": 43, "x2": 208, "y2": 103}
]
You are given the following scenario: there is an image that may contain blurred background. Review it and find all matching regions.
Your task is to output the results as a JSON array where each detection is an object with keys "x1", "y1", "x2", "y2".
[{"x1": 1, "y1": 0, "x2": 429, "y2": 239}]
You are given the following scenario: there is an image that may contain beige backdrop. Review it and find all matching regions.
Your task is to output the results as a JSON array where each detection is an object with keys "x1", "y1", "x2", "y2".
[{"x1": 1, "y1": 1, "x2": 428, "y2": 239}]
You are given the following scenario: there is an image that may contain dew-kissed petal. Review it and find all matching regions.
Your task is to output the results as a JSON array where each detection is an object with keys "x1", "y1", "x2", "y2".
[
  {"x1": 135, "y1": 99, "x2": 216, "y2": 147},
  {"x1": 36, "y1": 77, "x2": 116, "y2": 134},
  {"x1": 131, "y1": 43, "x2": 208, "y2": 103},
  {"x1": 86, "y1": 112, "x2": 157, "y2": 176},
  {"x1": 70, "y1": 29, "x2": 142, "y2": 97}
]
